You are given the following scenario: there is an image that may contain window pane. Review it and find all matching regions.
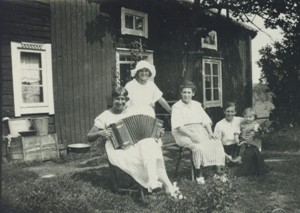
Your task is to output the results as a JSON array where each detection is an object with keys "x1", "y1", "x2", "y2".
[
  {"x1": 22, "y1": 86, "x2": 44, "y2": 103},
  {"x1": 213, "y1": 63, "x2": 218, "y2": 75},
  {"x1": 204, "y1": 63, "x2": 210, "y2": 75},
  {"x1": 135, "y1": 16, "x2": 144, "y2": 31},
  {"x1": 120, "y1": 55, "x2": 135, "y2": 62},
  {"x1": 120, "y1": 64, "x2": 132, "y2": 86},
  {"x1": 125, "y1": 14, "x2": 134, "y2": 29},
  {"x1": 213, "y1": 89, "x2": 219, "y2": 100},
  {"x1": 205, "y1": 76, "x2": 211, "y2": 88},
  {"x1": 20, "y1": 52, "x2": 44, "y2": 103},
  {"x1": 21, "y1": 52, "x2": 41, "y2": 69},
  {"x1": 120, "y1": 55, "x2": 126, "y2": 61},
  {"x1": 206, "y1": 89, "x2": 212, "y2": 101},
  {"x1": 213, "y1": 76, "x2": 218, "y2": 87}
]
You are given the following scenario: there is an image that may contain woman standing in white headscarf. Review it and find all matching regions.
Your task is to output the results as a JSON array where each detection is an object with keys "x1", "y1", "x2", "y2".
[{"x1": 125, "y1": 60, "x2": 171, "y2": 117}]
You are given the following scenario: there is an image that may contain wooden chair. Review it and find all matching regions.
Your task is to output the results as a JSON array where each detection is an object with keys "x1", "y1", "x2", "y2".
[
  {"x1": 107, "y1": 159, "x2": 145, "y2": 201},
  {"x1": 174, "y1": 147, "x2": 195, "y2": 181},
  {"x1": 160, "y1": 131, "x2": 195, "y2": 181},
  {"x1": 98, "y1": 135, "x2": 145, "y2": 201}
]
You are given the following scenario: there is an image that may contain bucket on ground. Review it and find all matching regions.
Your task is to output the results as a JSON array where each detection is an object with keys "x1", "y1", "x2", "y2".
[{"x1": 32, "y1": 117, "x2": 49, "y2": 136}]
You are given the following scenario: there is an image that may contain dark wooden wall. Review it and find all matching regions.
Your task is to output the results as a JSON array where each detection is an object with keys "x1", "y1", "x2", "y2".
[
  {"x1": 1, "y1": 0, "x2": 254, "y2": 143},
  {"x1": 1, "y1": 0, "x2": 56, "y2": 134},
  {"x1": 50, "y1": 0, "x2": 114, "y2": 145},
  {"x1": 148, "y1": 9, "x2": 254, "y2": 122}
]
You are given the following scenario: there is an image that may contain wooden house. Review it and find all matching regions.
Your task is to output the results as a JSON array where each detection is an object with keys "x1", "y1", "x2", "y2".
[{"x1": 1, "y1": 0, "x2": 256, "y2": 146}]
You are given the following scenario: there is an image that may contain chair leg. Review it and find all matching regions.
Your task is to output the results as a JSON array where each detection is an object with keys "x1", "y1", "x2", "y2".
[
  {"x1": 108, "y1": 159, "x2": 146, "y2": 200},
  {"x1": 140, "y1": 186, "x2": 145, "y2": 202},
  {"x1": 108, "y1": 161, "x2": 119, "y2": 192},
  {"x1": 174, "y1": 147, "x2": 183, "y2": 178},
  {"x1": 190, "y1": 151, "x2": 195, "y2": 181}
]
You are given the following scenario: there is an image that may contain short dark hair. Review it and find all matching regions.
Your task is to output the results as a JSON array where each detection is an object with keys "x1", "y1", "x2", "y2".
[
  {"x1": 112, "y1": 87, "x2": 129, "y2": 100},
  {"x1": 223, "y1": 102, "x2": 236, "y2": 111},
  {"x1": 179, "y1": 80, "x2": 196, "y2": 92}
]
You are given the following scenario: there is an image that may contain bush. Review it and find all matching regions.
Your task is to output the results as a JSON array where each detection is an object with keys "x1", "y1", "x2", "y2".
[
  {"x1": 147, "y1": 177, "x2": 236, "y2": 213},
  {"x1": 262, "y1": 126, "x2": 300, "y2": 151}
]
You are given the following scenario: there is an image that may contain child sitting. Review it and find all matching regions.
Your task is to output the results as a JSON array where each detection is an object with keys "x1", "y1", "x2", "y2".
[{"x1": 233, "y1": 108, "x2": 267, "y2": 176}]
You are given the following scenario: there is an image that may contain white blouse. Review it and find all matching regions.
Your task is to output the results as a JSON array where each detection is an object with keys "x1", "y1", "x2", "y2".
[
  {"x1": 214, "y1": 116, "x2": 244, "y2": 146},
  {"x1": 94, "y1": 109, "x2": 124, "y2": 129},
  {"x1": 125, "y1": 79, "x2": 163, "y2": 117},
  {"x1": 171, "y1": 100, "x2": 212, "y2": 130}
]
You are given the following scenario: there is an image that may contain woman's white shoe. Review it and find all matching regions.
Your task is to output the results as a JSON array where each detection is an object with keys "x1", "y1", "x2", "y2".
[{"x1": 167, "y1": 182, "x2": 184, "y2": 200}]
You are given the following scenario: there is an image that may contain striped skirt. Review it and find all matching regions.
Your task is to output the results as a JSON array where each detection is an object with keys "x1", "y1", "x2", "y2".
[{"x1": 172, "y1": 123, "x2": 225, "y2": 168}]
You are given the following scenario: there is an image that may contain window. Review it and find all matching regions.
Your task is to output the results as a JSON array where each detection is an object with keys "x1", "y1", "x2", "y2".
[
  {"x1": 202, "y1": 58, "x2": 222, "y2": 108},
  {"x1": 121, "y1": 7, "x2": 148, "y2": 38},
  {"x1": 201, "y1": 30, "x2": 218, "y2": 50},
  {"x1": 11, "y1": 42, "x2": 54, "y2": 116},
  {"x1": 115, "y1": 48, "x2": 153, "y2": 87}
]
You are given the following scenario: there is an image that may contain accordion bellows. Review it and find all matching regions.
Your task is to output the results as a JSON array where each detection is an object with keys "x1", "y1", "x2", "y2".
[{"x1": 108, "y1": 114, "x2": 164, "y2": 149}]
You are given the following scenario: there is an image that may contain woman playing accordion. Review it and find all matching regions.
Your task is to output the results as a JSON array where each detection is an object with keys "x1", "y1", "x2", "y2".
[{"x1": 87, "y1": 87, "x2": 183, "y2": 199}]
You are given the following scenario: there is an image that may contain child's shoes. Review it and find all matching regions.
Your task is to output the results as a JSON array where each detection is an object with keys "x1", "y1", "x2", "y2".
[{"x1": 231, "y1": 156, "x2": 242, "y2": 164}]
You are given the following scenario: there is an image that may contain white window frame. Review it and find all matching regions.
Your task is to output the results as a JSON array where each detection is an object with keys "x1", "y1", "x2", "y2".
[
  {"x1": 11, "y1": 41, "x2": 55, "y2": 116},
  {"x1": 201, "y1": 30, "x2": 218, "y2": 50},
  {"x1": 121, "y1": 7, "x2": 148, "y2": 38},
  {"x1": 115, "y1": 48, "x2": 153, "y2": 87},
  {"x1": 202, "y1": 58, "x2": 223, "y2": 108}
]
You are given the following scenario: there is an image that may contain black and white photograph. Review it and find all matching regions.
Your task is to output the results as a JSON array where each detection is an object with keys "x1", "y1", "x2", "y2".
[{"x1": 1, "y1": 0, "x2": 300, "y2": 212}]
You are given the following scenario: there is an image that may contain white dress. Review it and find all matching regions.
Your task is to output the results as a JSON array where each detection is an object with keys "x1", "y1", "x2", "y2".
[
  {"x1": 125, "y1": 79, "x2": 162, "y2": 117},
  {"x1": 94, "y1": 109, "x2": 165, "y2": 190}
]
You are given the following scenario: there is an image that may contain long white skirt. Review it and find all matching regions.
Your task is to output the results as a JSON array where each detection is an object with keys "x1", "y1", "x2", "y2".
[
  {"x1": 105, "y1": 137, "x2": 165, "y2": 189},
  {"x1": 172, "y1": 124, "x2": 225, "y2": 168}
]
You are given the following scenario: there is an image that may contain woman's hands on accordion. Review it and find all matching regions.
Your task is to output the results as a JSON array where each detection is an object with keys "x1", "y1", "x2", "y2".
[
  {"x1": 98, "y1": 129, "x2": 112, "y2": 139},
  {"x1": 159, "y1": 128, "x2": 165, "y2": 137}
]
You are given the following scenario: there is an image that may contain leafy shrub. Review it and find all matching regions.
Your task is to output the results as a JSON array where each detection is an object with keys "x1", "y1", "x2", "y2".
[
  {"x1": 147, "y1": 178, "x2": 236, "y2": 213},
  {"x1": 262, "y1": 126, "x2": 300, "y2": 151}
]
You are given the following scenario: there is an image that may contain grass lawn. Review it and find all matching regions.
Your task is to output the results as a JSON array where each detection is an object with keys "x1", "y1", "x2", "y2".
[{"x1": 2, "y1": 135, "x2": 300, "y2": 213}]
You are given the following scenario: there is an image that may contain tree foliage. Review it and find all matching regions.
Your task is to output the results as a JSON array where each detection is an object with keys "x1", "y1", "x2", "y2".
[
  {"x1": 257, "y1": 21, "x2": 300, "y2": 126},
  {"x1": 191, "y1": 0, "x2": 299, "y2": 31},
  {"x1": 193, "y1": 0, "x2": 300, "y2": 125}
]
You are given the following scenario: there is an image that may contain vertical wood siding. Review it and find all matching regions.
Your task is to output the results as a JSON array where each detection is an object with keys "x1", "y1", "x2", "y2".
[
  {"x1": 1, "y1": 0, "x2": 56, "y2": 133},
  {"x1": 50, "y1": 0, "x2": 114, "y2": 145},
  {"x1": 2, "y1": 0, "x2": 254, "y2": 143}
]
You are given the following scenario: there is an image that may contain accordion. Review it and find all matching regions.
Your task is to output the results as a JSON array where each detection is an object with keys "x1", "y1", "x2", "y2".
[{"x1": 108, "y1": 114, "x2": 164, "y2": 149}]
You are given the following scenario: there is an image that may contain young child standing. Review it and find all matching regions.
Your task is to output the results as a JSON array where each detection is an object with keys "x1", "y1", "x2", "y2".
[{"x1": 234, "y1": 108, "x2": 267, "y2": 176}]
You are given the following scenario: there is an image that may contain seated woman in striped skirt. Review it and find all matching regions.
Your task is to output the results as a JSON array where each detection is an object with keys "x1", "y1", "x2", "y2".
[{"x1": 171, "y1": 81, "x2": 228, "y2": 184}]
